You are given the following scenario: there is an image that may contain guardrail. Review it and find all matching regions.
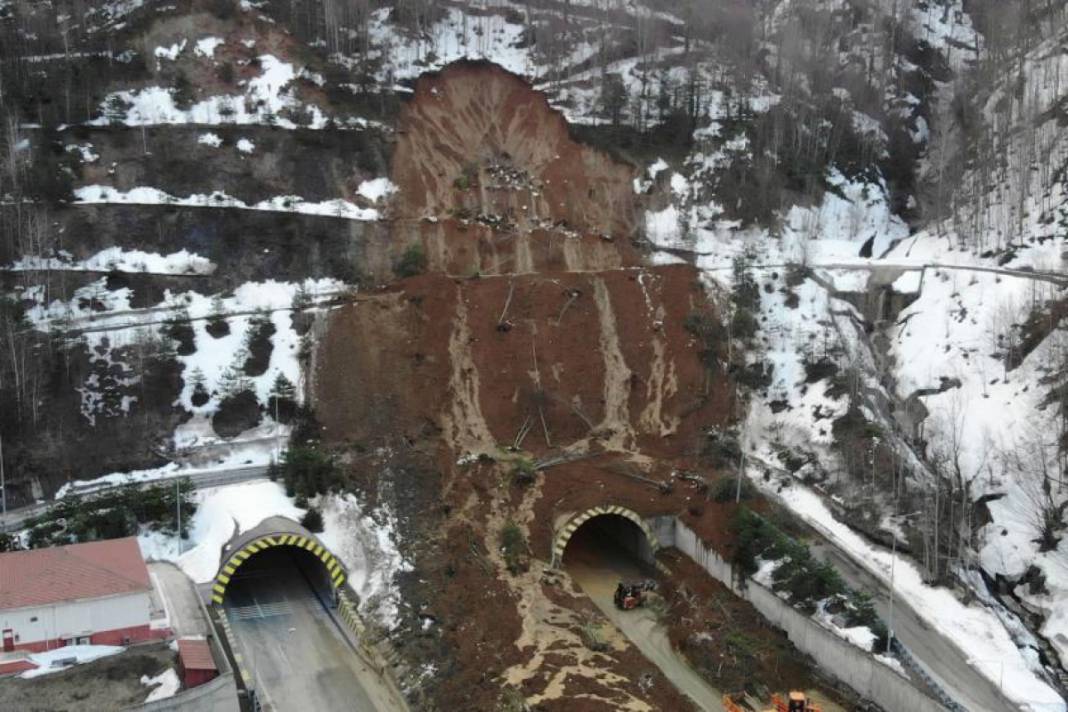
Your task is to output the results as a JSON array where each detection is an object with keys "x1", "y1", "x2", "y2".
[
  {"x1": 0, "y1": 466, "x2": 270, "y2": 532},
  {"x1": 892, "y1": 639, "x2": 967, "y2": 712}
]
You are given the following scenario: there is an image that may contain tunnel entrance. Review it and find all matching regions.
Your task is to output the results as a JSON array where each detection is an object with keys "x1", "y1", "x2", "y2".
[
  {"x1": 211, "y1": 530, "x2": 346, "y2": 605},
  {"x1": 561, "y1": 514, "x2": 658, "y2": 572},
  {"x1": 219, "y1": 542, "x2": 392, "y2": 710},
  {"x1": 560, "y1": 513, "x2": 725, "y2": 709},
  {"x1": 562, "y1": 513, "x2": 660, "y2": 612},
  {"x1": 224, "y1": 546, "x2": 334, "y2": 615}
]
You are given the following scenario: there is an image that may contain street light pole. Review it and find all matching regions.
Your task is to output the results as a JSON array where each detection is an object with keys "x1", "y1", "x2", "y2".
[
  {"x1": 887, "y1": 531, "x2": 897, "y2": 653},
  {"x1": 0, "y1": 432, "x2": 6, "y2": 517},
  {"x1": 175, "y1": 478, "x2": 181, "y2": 555}
]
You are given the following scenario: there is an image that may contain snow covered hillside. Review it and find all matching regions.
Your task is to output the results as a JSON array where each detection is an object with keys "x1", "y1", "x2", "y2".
[{"x1": 2, "y1": 0, "x2": 1068, "y2": 709}]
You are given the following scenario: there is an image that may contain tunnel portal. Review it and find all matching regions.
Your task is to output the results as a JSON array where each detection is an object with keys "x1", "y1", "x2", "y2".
[
  {"x1": 552, "y1": 505, "x2": 660, "y2": 568},
  {"x1": 211, "y1": 530, "x2": 347, "y2": 605}
]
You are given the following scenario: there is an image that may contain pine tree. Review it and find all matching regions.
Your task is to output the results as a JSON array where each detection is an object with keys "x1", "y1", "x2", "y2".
[{"x1": 270, "y1": 372, "x2": 296, "y2": 401}]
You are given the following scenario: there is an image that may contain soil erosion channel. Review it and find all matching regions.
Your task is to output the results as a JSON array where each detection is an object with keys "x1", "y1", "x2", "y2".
[{"x1": 563, "y1": 517, "x2": 725, "y2": 711}]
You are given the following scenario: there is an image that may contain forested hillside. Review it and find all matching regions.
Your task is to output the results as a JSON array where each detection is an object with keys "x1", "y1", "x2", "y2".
[{"x1": 2, "y1": 1, "x2": 1068, "y2": 710}]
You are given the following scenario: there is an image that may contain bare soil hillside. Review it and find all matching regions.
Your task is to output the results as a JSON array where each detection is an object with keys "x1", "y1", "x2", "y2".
[{"x1": 313, "y1": 62, "x2": 761, "y2": 711}]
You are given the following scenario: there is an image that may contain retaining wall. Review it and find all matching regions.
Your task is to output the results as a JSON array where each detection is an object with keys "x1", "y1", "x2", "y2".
[
  {"x1": 654, "y1": 517, "x2": 946, "y2": 712},
  {"x1": 133, "y1": 672, "x2": 238, "y2": 712}
]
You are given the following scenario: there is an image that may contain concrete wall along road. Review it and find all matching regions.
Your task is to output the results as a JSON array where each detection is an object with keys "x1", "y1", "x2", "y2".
[
  {"x1": 654, "y1": 517, "x2": 947, "y2": 712},
  {"x1": 131, "y1": 672, "x2": 238, "y2": 712},
  {"x1": 127, "y1": 586, "x2": 240, "y2": 712}
]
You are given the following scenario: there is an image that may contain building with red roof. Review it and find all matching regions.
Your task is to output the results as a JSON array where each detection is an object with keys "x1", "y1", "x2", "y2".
[
  {"x1": 176, "y1": 636, "x2": 218, "y2": 688},
  {"x1": 0, "y1": 537, "x2": 158, "y2": 653}
]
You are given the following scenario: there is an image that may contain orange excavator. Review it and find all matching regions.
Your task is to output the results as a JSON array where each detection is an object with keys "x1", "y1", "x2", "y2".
[{"x1": 723, "y1": 691, "x2": 822, "y2": 712}]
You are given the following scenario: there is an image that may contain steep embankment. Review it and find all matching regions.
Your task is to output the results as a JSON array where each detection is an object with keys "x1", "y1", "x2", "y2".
[{"x1": 314, "y1": 63, "x2": 746, "y2": 711}]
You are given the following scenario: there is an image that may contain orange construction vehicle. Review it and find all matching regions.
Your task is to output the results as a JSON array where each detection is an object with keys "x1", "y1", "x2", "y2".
[
  {"x1": 722, "y1": 691, "x2": 822, "y2": 712},
  {"x1": 772, "y1": 691, "x2": 822, "y2": 712}
]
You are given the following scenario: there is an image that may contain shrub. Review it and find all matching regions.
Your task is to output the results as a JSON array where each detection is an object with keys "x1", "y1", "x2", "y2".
[
  {"x1": 242, "y1": 312, "x2": 276, "y2": 377},
  {"x1": 212, "y1": 390, "x2": 262, "y2": 438},
  {"x1": 730, "y1": 307, "x2": 758, "y2": 342},
  {"x1": 24, "y1": 479, "x2": 196, "y2": 547},
  {"x1": 301, "y1": 507, "x2": 324, "y2": 533},
  {"x1": 394, "y1": 245, "x2": 427, "y2": 278},
  {"x1": 579, "y1": 618, "x2": 609, "y2": 652},
  {"x1": 711, "y1": 476, "x2": 755, "y2": 503},
  {"x1": 501, "y1": 520, "x2": 528, "y2": 574},
  {"x1": 511, "y1": 457, "x2": 537, "y2": 486},
  {"x1": 267, "y1": 372, "x2": 298, "y2": 423},
  {"x1": 281, "y1": 445, "x2": 339, "y2": 498},
  {"x1": 163, "y1": 316, "x2": 196, "y2": 356},
  {"x1": 731, "y1": 508, "x2": 849, "y2": 614}
]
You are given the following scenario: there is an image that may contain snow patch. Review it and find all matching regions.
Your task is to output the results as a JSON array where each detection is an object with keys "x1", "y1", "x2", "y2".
[
  {"x1": 73, "y1": 185, "x2": 381, "y2": 221},
  {"x1": 8, "y1": 247, "x2": 215, "y2": 275},
  {"x1": 173, "y1": 481, "x2": 305, "y2": 583},
  {"x1": 318, "y1": 493, "x2": 412, "y2": 631},
  {"x1": 20, "y1": 645, "x2": 124, "y2": 678},
  {"x1": 141, "y1": 668, "x2": 180, "y2": 702},
  {"x1": 154, "y1": 39, "x2": 186, "y2": 63},
  {"x1": 357, "y1": 177, "x2": 396, "y2": 203},
  {"x1": 194, "y1": 37, "x2": 223, "y2": 58}
]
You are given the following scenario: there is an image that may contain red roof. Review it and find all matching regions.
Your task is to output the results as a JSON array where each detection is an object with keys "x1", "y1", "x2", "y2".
[
  {"x1": 177, "y1": 638, "x2": 217, "y2": 671},
  {"x1": 0, "y1": 536, "x2": 151, "y2": 610}
]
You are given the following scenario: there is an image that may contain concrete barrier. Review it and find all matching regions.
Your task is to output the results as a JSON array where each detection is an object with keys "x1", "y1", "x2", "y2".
[
  {"x1": 655, "y1": 517, "x2": 947, "y2": 712},
  {"x1": 130, "y1": 587, "x2": 242, "y2": 712},
  {"x1": 132, "y1": 672, "x2": 238, "y2": 712}
]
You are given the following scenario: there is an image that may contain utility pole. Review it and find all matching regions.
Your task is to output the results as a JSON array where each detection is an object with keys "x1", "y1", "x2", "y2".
[
  {"x1": 735, "y1": 445, "x2": 746, "y2": 503},
  {"x1": 0, "y1": 432, "x2": 6, "y2": 517},
  {"x1": 175, "y1": 478, "x2": 181, "y2": 555},
  {"x1": 275, "y1": 394, "x2": 281, "y2": 463},
  {"x1": 887, "y1": 531, "x2": 897, "y2": 653}
]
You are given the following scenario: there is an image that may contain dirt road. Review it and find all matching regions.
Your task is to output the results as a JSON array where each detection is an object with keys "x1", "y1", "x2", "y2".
[{"x1": 564, "y1": 531, "x2": 725, "y2": 712}]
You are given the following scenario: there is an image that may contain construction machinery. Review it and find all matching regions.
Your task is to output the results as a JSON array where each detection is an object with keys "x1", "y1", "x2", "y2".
[
  {"x1": 613, "y1": 579, "x2": 656, "y2": 610},
  {"x1": 722, "y1": 691, "x2": 822, "y2": 712}
]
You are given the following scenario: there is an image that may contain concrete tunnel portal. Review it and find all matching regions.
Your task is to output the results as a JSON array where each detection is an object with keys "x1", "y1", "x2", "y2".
[
  {"x1": 209, "y1": 518, "x2": 406, "y2": 712},
  {"x1": 555, "y1": 507, "x2": 728, "y2": 709},
  {"x1": 552, "y1": 505, "x2": 660, "y2": 569},
  {"x1": 210, "y1": 519, "x2": 347, "y2": 605}
]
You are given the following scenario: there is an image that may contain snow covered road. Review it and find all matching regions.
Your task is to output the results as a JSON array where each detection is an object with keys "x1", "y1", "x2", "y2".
[{"x1": 810, "y1": 541, "x2": 1009, "y2": 712}]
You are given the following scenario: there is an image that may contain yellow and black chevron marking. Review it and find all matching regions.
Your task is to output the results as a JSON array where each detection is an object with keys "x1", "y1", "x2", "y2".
[
  {"x1": 211, "y1": 534, "x2": 347, "y2": 605},
  {"x1": 216, "y1": 612, "x2": 253, "y2": 686},
  {"x1": 550, "y1": 504, "x2": 659, "y2": 567},
  {"x1": 336, "y1": 591, "x2": 376, "y2": 659}
]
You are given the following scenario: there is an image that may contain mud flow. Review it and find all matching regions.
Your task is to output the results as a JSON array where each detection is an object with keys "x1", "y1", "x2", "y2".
[
  {"x1": 563, "y1": 517, "x2": 726, "y2": 711},
  {"x1": 316, "y1": 60, "x2": 740, "y2": 710}
]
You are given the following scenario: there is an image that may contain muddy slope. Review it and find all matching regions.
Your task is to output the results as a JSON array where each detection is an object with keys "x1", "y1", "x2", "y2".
[
  {"x1": 315, "y1": 61, "x2": 738, "y2": 711},
  {"x1": 382, "y1": 62, "x2": 644, "y2": 276},
  {"x1": 390, "y1": 61, "x2": 636, "y2": 238}
]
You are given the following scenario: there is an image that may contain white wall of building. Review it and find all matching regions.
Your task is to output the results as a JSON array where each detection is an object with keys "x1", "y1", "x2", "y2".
[{"x1": 0, "y1": 591, "x2": 151, "y2": 646}]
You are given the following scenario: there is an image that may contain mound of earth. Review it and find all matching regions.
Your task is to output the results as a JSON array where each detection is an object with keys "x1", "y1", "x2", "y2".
[{"x1": 313, "y1": 61, "x2": 831, "y2": 712}]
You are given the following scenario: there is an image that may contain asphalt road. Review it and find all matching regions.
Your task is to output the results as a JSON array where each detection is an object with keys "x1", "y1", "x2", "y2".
[
  {"x1": 0, "y1": 464, "x2": 269, "y2": 531},
  {"x1": 810, "y1": 541, "x2": 1009, "y2": 712},
  {"x1": 224, "y1": 549, "x2": 405, "y2": 712}
]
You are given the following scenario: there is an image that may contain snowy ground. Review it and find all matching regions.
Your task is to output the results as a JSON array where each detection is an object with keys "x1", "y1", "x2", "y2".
[
  {"x1": 637, "y1": 127, "x2": 1068, "y2": 709},
  {"x1": 137, "y1": 482, "x2": 411, "y2": 633},
  {"x1": 141, "y1": 668, "x2": 180, "y2": 702},
  {"x1": 139, "y1": 480, "x2": 304, "y2": 583},
  {"x1": 317, "y1": 493, "x2": 412, "y2": 631},
  {"x1": 752, "y1": 472, "x2": 1065, "y2": 712},
  {"x1": 19, "y1": 645, "x2": 124, "y2": 679}
]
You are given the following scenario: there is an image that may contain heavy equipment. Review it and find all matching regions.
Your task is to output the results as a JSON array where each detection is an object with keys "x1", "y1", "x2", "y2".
[
  {"x1": 613, "y1": 580, "x2": 656, "y2": 610},
  {"x1": 722, "y1": 691, "x2": 822, "y2": 712}
]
